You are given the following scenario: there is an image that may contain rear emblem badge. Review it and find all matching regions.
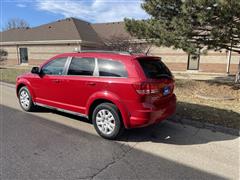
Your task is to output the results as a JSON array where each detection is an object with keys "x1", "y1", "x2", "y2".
[{"x1": 163, "y1": 86, "x2": 170, "y2": 96}]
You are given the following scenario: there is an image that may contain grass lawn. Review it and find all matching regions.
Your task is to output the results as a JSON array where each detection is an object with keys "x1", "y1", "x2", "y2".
[
  {"x1": 0, "y1": 68, "x2": 31, "y2": 84},
  {"x1": 174, "y1": 79, "x2": 240, "y2": 129},
  {"x1": 1, "y1": 68, "x2": 239, "y2": 129}
]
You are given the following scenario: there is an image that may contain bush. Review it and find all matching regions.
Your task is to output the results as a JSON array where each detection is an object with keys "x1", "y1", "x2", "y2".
[{"x1": 0, "y1": 49, "x2": 8, "y2": 65}]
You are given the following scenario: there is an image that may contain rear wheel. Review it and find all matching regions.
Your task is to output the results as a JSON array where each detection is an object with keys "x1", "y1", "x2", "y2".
[
  {"x1": 92, "y1": 103, "x2": 124, "y2": 139},
  {"x1": 18, "y1": 86, "x2": 35, "y2": 112}
]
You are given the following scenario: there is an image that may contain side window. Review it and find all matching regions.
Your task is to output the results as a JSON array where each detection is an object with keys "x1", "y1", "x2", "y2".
[
  {"x1": 41, "y1": 58, "x2": 67, "y2": 75},
  {"x1": 68, "y1": 57, "x2": 95, "y2": 76},
  {"x1": 98, "y1": 59, "x2": 128, "y2": 77}
]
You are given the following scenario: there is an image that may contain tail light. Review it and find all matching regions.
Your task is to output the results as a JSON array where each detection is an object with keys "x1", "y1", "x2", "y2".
[
  {"x1": 133, "y1": 81, "x2": 174, "y2": 96},
  {"x1": 133, "y1": 82, "x2": 161, "y2": 95}
]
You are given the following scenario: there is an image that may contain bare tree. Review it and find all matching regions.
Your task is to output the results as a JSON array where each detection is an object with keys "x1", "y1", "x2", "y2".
[
  {"x1": 4, "y1": 18, "x2": 29, "y2": 30},
  {"x1": 0, "y1": 49, "x2": 8, "y2": 65},
  {"x1": 103, "y1": 35, "x2": 151, "y2": 54}
]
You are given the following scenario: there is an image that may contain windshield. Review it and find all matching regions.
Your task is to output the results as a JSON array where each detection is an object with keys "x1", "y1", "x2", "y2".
[{"x1": 137, "y1": 58, "x2": 172, "y2": 79}]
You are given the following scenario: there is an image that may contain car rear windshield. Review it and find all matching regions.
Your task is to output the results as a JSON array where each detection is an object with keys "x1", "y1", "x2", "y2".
[{"x1": 137, "y1": 58, "x2": 172, "y2": 79}]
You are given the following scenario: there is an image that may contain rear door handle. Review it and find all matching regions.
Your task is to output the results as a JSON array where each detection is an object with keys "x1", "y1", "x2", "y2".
[
  {"x1": 52, "y1": 79, "x2": 61, "y2": 83},
  {"x1": 86, "y1": 82, "x2": 96, "y2": 86}
]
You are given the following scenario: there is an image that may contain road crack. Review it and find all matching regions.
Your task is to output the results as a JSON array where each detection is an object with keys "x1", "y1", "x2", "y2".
[{"x1": 87, "y1": 142, "x2": 139, "y2": 180}]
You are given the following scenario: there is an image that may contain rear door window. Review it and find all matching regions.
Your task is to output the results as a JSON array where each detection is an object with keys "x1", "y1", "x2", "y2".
[
  {"x1": 137, "y1": 58, "x2": 172, "y2": 79},
  {"x1": 98, "y1": 59, "x2": 128, "y2": 77},
  {"x1": 68, "y1": 57, "x2": 95, "y2": 76}
]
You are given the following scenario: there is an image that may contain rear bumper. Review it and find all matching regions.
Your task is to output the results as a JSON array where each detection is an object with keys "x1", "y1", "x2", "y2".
[{"x1": 129, "y1": 94, "x2": 176, "y2": 128}]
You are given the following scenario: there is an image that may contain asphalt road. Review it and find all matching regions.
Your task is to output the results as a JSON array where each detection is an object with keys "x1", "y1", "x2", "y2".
[{"x1": 0, "y1": 82, "x2": 239, "y2": 180}]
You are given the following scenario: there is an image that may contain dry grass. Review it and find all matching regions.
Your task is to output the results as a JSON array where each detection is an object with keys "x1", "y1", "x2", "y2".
[
  {"x1": 0, "y1": 68, "x2": 31, "y2": 84},
  {"x1": 174, "y1": 79, "x2": 240, "y2": 129}
]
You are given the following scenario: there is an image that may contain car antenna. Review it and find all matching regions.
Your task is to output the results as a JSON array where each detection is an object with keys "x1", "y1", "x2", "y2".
[{"x1": 145, "y1": 46, "x2": 151, "y2": 56}]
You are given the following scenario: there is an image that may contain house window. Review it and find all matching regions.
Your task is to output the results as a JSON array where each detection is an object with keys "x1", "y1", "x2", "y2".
[
  {"x1": 19, "y1": 48, "x2": 28, "y2": 64},
  {"x1": 187, "y1": 54, "x2": 200, "y2": 70}
]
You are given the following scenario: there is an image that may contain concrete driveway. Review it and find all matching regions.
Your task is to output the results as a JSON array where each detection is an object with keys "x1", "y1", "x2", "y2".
[{"x1": 0, "y1": 82, "x2": 239, "y2": 179}]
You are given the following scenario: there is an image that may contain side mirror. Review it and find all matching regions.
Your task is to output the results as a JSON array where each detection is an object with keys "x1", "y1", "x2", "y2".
[{"x1": 31, "y1": 67, "x2": 40, "y2": 74}]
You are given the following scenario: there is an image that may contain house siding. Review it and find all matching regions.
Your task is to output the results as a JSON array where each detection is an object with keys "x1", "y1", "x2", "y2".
[
  {"x1": 1, "y1": 43, "x2": 81, "y2": 65},
  {"x1": 150, "y1": 46, "x2": 239, "y2": 74},
  {"x1": 1, "y1": 43, "x2": 239, "y2": 74}
]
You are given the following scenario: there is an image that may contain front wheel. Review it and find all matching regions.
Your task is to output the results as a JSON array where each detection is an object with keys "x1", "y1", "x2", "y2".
[
  {"x1": 18, "y1": 86, "x2": 35, "y2": 112},
  {"x1": 92, "y1": 103, "x2": 124, "y2": 140}
]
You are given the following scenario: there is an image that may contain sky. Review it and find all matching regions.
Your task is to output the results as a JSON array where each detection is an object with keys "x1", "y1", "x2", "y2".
[{"x1": 0, "y1": 0, "x2": 149, "y2": 30}]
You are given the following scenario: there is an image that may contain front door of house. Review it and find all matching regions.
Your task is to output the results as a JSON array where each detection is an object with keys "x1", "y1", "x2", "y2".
[
  {"x1": 19, "y1": 48, "x2": 28, "y2": 64},
  {"x1": 187, "y1": 54, "x2": 200, "y2": 70}
]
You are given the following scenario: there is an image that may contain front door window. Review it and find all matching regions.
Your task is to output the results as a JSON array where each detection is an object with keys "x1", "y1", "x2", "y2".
[{"x1": 41, "y1": 57, "x2": 67, "y2": 75}]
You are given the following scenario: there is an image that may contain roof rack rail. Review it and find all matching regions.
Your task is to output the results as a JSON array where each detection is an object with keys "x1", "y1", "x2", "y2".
[{"x1": 75, "y1": 50, "x2": 132, "y2": 55}]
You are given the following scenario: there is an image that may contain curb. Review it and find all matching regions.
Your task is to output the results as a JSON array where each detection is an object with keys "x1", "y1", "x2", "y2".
[{"x1": 168, "y1": 116, "x2": 239, "y2": 136}]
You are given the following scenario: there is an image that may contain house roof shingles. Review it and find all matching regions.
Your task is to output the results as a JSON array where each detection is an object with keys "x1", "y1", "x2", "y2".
[
  {"x1": 0, "y1": 18, "x2": 103, "y2": 44},
  {"x1": 92, "y1": 22, "x2": 131, "y2": 41}
]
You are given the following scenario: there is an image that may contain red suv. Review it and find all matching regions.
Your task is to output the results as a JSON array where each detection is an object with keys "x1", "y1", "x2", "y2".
[{"x1": 16, "y1": 51, "x2": 176, "y2": 139}]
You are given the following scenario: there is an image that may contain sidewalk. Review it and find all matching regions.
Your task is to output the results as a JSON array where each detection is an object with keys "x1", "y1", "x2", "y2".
[{"x1": 173, "y1": 71, "x2": 235, "y2": 82}]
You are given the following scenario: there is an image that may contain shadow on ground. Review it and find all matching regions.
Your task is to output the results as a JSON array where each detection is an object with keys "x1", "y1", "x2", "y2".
[
  {"x1": 174, "y1": 101, "x2": 240, "y2": 129},
  {"x1": 1, "y1": 104, "x2": 235, "y2": 179},
  {"x1": 207, "y1": 76, "x2": 240, "y2": 90},
  {"x1": 23, "y1": 102, "x2": 239, "y2": 146}
]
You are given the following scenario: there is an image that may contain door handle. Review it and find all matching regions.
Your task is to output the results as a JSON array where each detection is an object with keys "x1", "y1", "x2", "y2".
[
  {"x1": 86, "y1": 82, "x2": 96, "y2": 86},
  {"x1": 52, "y1": 79, "x2": 61, "y2": 83}
]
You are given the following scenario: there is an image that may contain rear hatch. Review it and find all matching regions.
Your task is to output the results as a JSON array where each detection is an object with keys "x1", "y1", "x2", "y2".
[{"x1": 134, "y1": 57, "x2": 175, "y2": 106}]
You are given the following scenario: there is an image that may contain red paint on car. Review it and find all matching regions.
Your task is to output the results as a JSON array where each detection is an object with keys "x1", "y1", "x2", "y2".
[{"x1": 16, "y1": 52, "x2": 176, "y2": 139}]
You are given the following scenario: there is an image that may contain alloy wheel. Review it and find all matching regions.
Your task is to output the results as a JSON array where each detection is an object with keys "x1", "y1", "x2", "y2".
[
  {"x1": 96, "y1": 109, "x2": 116, "y2": 135},
  {"x1": 20, "y1": 90, "x2": 30, "y2": 109}
]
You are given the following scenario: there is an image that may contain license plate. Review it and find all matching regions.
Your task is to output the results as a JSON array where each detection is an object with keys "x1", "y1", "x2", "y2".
[{"x1": 163, "y1": 86, "x2": 170, "y2": 96}]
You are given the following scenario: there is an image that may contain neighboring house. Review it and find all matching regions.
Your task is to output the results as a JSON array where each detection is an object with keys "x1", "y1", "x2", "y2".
[
  {"x1": 0, "y1": 18, "x2": 103, "y2": 65},
  {"x1": 0, "y1": 17, "x2": 238, "y2": 74}
]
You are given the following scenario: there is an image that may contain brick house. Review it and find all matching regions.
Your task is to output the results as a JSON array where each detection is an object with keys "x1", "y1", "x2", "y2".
[{"x1": 0, "y1": 17, "x2": 239, "y2": 74}]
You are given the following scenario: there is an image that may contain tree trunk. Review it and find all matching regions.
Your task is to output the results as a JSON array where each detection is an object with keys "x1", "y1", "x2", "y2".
[{"x1": 235, "y1": 58, "x2": 240, "y2": 83}]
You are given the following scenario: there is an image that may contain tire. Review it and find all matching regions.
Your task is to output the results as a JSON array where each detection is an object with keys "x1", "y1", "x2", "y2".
[
  {"x1": 92, "y1": 103, "x2": 124, "y2": 140},
  {"x1": 18, "y1": 86, "x2": 35, "y2": 112}
]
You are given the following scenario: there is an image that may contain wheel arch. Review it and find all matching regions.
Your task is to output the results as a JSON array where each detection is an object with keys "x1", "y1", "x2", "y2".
[
  {"x1": 86, "y1": 93, "x2": 130, "y2": 129},
  {"x1": 16, "y1": 81, "x2": 36, "y2": 101},
  {"x1": 16, "y1": 83, "x2": 26, "y2": 95}
]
